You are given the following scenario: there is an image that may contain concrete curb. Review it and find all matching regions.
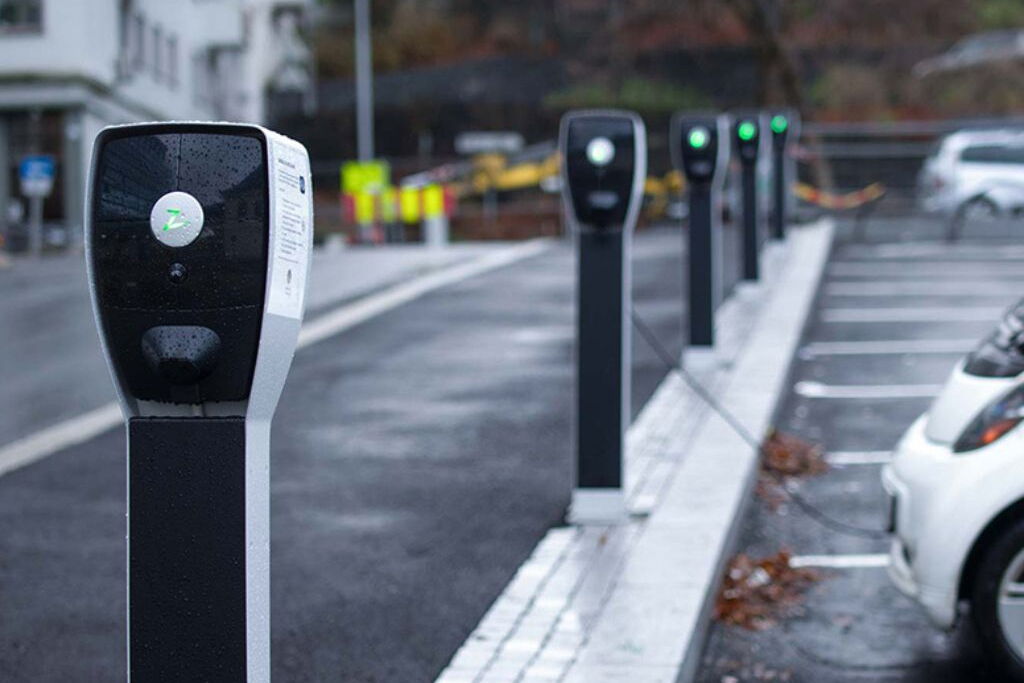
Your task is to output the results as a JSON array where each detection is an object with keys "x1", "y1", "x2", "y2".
[{"x1": 435, "y1": 220, "x2": 834, "y2": 683}]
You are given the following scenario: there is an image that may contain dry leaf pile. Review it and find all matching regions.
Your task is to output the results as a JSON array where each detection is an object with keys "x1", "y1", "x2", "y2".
[{"x1": 714, "y1": 550, "x2": 821, "y2": 630}]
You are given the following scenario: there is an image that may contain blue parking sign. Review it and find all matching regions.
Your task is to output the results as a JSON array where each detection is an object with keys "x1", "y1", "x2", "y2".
[{"x1": 19, "y1": 155, "x2": 55, "y2": 197}]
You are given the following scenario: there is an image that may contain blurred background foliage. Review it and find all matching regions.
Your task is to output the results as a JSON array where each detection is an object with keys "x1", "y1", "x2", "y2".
[{"x1": 313, "y1": 0, "x2": 1024, "y2": 118}]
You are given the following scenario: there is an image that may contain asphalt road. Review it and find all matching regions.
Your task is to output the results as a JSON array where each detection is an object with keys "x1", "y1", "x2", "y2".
[
  {"x1": 0, "y1": 228, "x2": 686, "y2": 682},
  {"x1": 0, "y1": 242, "x2": 497, "y2": 447},
  {"x1": 696, "y1": 218, "x2": 1024, "y2": 682}
]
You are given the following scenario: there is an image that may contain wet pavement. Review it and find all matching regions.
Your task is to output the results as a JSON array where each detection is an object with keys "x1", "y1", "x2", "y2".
[
  {"x1": 0, "y1": 228, "x2": 687, "y2": 682},
  {"x1": 696, "y1": 218, "x2": 1022, "y2": 682}
]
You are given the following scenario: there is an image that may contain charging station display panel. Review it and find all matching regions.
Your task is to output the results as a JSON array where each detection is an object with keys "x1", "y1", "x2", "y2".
[
  {"x1": 563, "y1": 115, "x2": 638, "y2": 230},
  {"x1": 734, "y1": 117, "x2": 761, "y2": 163},
  {"x1": 673, "y1": 118, "x2": 719, "y2": 182},
  {"x1": 90, "y1": 124, "x2": 272, "y2": 404}
]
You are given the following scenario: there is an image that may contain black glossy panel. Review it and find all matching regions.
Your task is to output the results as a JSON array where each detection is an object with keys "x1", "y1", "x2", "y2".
[
  {"x1": 95, "y1": 134, "x2": 179, "y2": 222},
  {"x1": 89, "y1": 125, "x2": 270, "y2": 403},
  {"x1": 179, "y1": 133, "x2": 267, "y2": 224},
  {"x1": 104, "y1": 307, "x2": 261, "y2": 403},
  {"x1": 564, "y1": 116, "x2": 637, "y2": 230}
]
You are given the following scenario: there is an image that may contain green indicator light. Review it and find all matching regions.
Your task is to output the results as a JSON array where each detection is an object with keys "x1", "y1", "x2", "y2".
[
  {"x1": 688, "y1": 126, "x2": 710, "y2": 149},
  {"x1": 770, "y1": 114, "x2": 789, "y2": 134},
  {"x1": 162, "y1": 208, "x2": 190, "y2": 232},
  {"x1": 737, "y1": 121, "x2": 757, "y2": 142}
]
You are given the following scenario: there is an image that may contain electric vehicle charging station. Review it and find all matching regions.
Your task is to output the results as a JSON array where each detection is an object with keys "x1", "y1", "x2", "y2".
[
  {"x1": 732, "y1": 112, "x2": 765, "y2": 281},
  {"x1": 768, "y1": 110, "x2": 800, "y2": 240},
  {"x1": 559, "y1": 110, "x2": 646, "y2": 524},
  {"x1": 672, "y1": 112, "x2": 730, "y2": 363},
  {"x1": 86, "y1": 123, "x2": 312, "y2": 682}
]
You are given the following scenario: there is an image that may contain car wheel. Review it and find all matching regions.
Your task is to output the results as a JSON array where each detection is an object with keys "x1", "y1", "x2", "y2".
[
  {"x1": 971, "y1": 519, "x2": 1024, "y2": 681},
  {"x1": 948, "y1": 196, "x2": 1000, "y2": 241}
]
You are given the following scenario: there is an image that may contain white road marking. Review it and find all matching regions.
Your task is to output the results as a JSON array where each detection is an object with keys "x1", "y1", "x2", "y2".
[
  {"x1": 298, "y1": 239, "x2": 549, "y2": 348},
  {"x1": 0, "y1": 240, "x2": 551, "y2": 479},
  {"x1": 826, "y1": 281, "x2": 1024, "y2": 296},
  {"x1": 844, "y1": 243, "x2": 1024, "y2": 259},
  {"x1": 794, "y1": 380, "x2": 942, "y2": 399},
  {"x1": 826, "y1": 450, "x2": 893, "y2": 466},
  {"x1": 790, "y1": 553, "x2": 889, "y2": 569},
  {"x1": 821, "y1": 307, "x2": 1004, "y2": 323},
  {"x1": 0, "y1": 403, "x2": 123, "y2": 478},
  {"x1": 830, "y1": 262, "x2": 1024, "y2": 277},
  {"x1": 801, "y1": 339, "x2": 975, "y2": 356}
]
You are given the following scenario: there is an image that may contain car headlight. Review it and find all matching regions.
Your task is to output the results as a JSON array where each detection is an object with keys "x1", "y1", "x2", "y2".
[{"x1": 954, "y1": 383, "x2": 1024, "y2": 453}]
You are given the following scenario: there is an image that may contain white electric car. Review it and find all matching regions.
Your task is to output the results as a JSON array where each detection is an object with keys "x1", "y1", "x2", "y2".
[
  {"x1": 884, "y1": 301, "x2": 1024, "y2": 678},
  {"x1": 918, "y1": 129, "x2": 1024, "y2": 222}
]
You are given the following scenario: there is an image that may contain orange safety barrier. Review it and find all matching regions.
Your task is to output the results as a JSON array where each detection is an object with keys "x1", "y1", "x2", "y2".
[{"x1": 794, "y1": 182, "x2": 886, "y2": 210}]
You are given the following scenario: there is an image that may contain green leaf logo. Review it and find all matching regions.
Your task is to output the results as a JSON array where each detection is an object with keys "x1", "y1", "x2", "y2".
[{"x1": 162, "y1": 208, "x2": 190, "y2": 232}]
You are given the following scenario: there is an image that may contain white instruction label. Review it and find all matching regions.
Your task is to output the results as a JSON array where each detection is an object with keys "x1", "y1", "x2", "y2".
[{"x1": 267, "y1": 138, "x2": 312, "y2": 319}]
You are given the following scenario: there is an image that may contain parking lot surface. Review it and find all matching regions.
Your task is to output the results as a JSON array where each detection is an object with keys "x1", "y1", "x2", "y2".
[
  {"x1": 0, "y1": 229, "x2": 684, "y2": 682},
  {"x1": 696, "y1": 219, "x2": 1024, "y2": 682}
]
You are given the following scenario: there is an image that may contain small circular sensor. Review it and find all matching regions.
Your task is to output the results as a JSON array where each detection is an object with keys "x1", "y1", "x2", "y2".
[{"x1": 168, "y1": 262, "x2": 188, "y2": 284}]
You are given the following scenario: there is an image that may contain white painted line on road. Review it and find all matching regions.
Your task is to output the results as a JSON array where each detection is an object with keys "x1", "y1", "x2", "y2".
[
  {"x1": 826, "y1": 281, "x2": 1024, "y2": 296},
  {"x1": 830, "y1": 262, "x2": 1024, "y2": 277},
  {"x1": 844, "y1": 243, "x2": 1024, "y2": 259},
  {"x1": 821, "y1": 307, "x2": 1004, "y2": 323},
  {"x1": 0, "y1": 240, "x2": 552, "y2": 480},
  {"x1": 0, "y1": 403, "x2": 123, "y2": 478},
  {"x1": 794, "y1": 380, "x2": 942, "y2": 399},
  {"x1": 826, "y1": 450, "x2": 892, "y2": 466},
  {"x1": 801, "y1": 339, "x2": 975, "y2": 356},
  {"x1": 790, "y1": 553, "x2": 889, "y2": 569},
  {"x1": 297, "y1": 239, "x2": 549, "y2": 349}
]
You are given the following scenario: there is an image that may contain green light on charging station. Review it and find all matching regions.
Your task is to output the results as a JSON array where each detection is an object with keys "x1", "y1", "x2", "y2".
[
  {"x1": 688, "y1": 127, "x2": 710, "y2": 149},
  {"x1": 770, "y1": 114, "x2": 789, "y2": 134},
  {"x1": 737, "y1": 121, "x2": 757, "y2": 141}
]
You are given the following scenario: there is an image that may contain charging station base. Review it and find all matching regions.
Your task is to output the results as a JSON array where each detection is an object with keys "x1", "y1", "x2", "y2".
[
  {"x1": 128, "y1": 416, "x2": 247, "y2": 681},
  {"x1": 685, "y1": 346, "x2": 720, "y2": 372},
  {"x1": 569, "y1": 488, "x2": 627, "y2": 525}
]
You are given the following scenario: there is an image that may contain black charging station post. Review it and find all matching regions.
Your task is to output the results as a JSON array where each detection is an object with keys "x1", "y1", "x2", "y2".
[
  {"x1": 769, "y1": 110, "x2": 800, "y2": 240},
  {"x1": 87, "y1": 123, "x2": 312, "y2": 682},
  {"x1": 672, "y1": 112, "x2": 730, "y2": 363},
  {"x1": 733, "y1": 112, "x2": 764, "y2": 281},
  {"x1": 559, "y1": 110, "x2": 646, "y2": 525}
]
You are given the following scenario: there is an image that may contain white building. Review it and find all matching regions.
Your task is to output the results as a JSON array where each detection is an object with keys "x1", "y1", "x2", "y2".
[{"x1": 0, "y1": 0, "x2": 314, "y2": 248}]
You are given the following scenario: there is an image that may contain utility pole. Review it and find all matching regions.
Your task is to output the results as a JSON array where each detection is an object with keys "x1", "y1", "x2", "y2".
[{"x1": 354, "y1": 0, "x2": 374, "y2": 161}]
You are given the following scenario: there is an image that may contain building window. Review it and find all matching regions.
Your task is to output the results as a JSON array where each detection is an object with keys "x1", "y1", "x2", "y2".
[
  {"x1": 0, "y1": 0, "x2": 42, "y2": 33},
  {"x1": 167, "y1": 35, "x2": 178, "y2": 87},
  {"x1": 133, "y1": 13, "x2": 145, "y2": 68},
  {"x1": 152, "y1": 25, "x2": 161, "y2": 79}
]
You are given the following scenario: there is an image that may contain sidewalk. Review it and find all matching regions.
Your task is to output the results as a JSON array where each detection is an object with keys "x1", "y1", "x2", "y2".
[{"x1": 436, "y1": 221, "x2": 834, "y2": 683}]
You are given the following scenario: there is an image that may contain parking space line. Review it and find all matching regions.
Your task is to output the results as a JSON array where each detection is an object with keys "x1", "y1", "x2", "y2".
[
  {"x1": 826, "y1": 281, "x2": 1024, "y2": 296},
  {"x1": 830, "y1": 263, "x2": 1024, "y2": 277},
  {"x1": 794, "y1": 380, "x2": 942, "y2": 399},
  {"x1": 826, "y1": 450, "x2": 892, "y2": 466},
  {"x1": 800, "y1": 339, "x2": 975, "y2": 356},
  {"x1": 843, "y1": 243, "x2": 1024, "y2": 259},
  {"x1": 789, "y1": 553, "x2": 889, "y2": 569},
  {"x1": 0, "y1": 240, "x2": 552, "y2": 480},
  {"x1": 821, "y1": 307, "x2": 1003, "y2": 323}
]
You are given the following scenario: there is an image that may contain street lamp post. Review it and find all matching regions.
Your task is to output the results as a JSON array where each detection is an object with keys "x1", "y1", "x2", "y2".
[{"x1": 354, "y1": 0, "x2": 374, "y2": 162}]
